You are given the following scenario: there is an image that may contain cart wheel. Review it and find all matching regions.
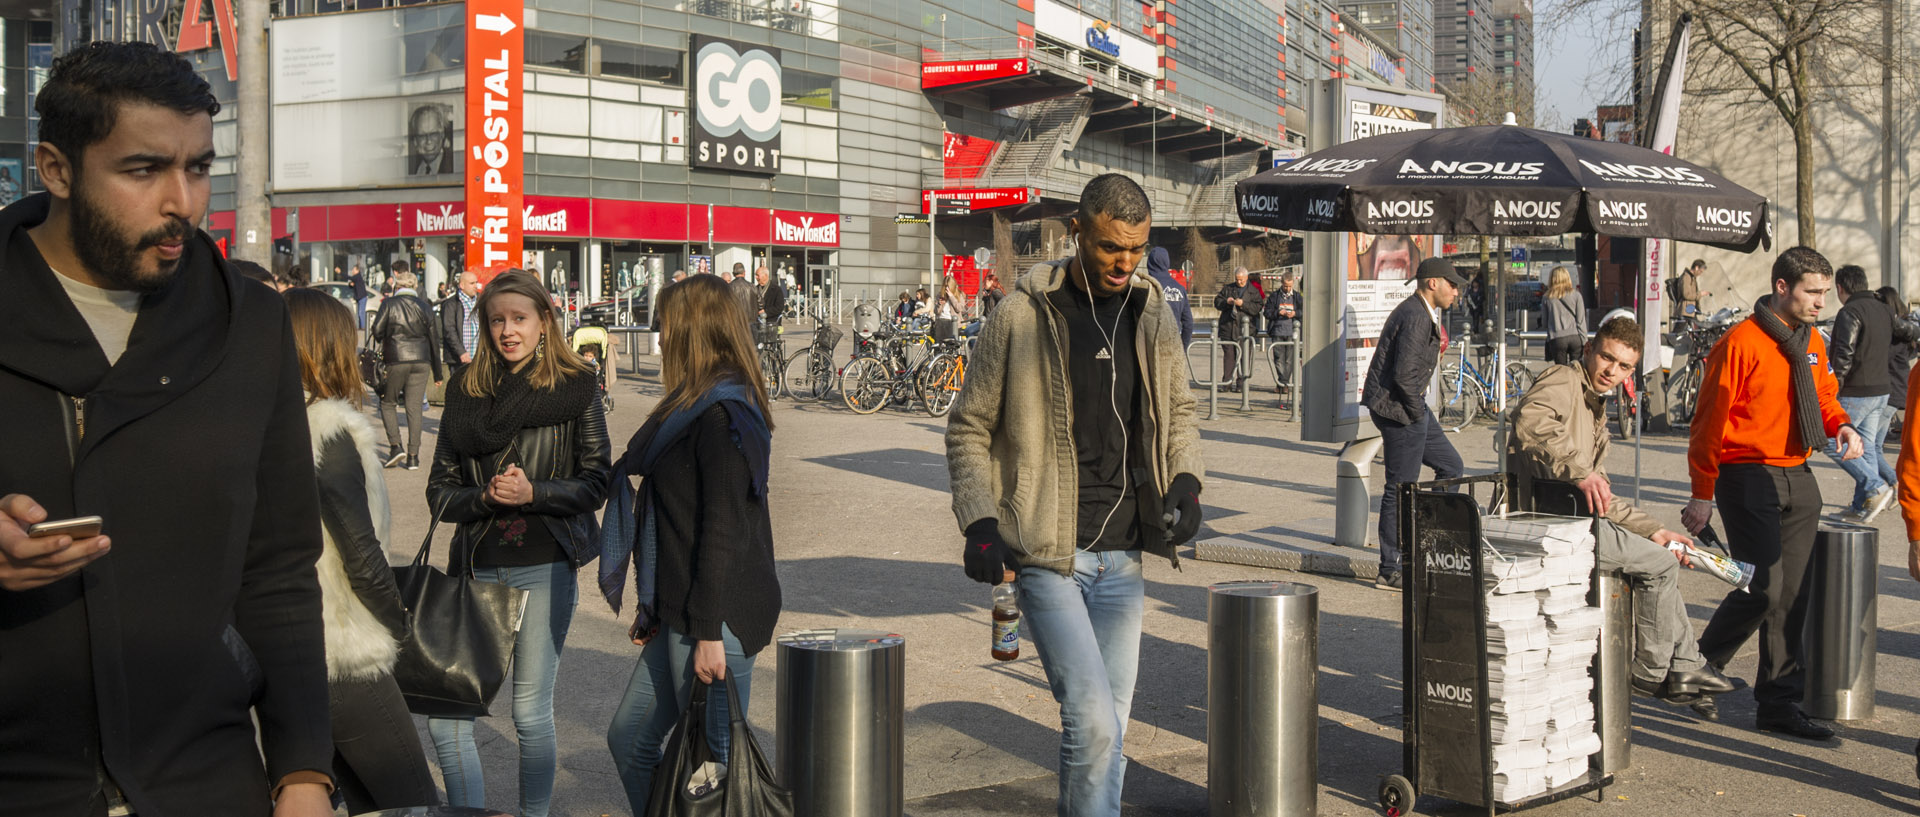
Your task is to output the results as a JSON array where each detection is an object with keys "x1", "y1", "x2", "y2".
[{"x1": 1379, "y1": 775, "x2": 1416, "y2": 816}]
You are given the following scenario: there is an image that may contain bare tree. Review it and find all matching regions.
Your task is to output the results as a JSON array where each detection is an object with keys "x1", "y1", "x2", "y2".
[{"x1": 1443, "y1": 73, "x2": 1540, "y2": 127}]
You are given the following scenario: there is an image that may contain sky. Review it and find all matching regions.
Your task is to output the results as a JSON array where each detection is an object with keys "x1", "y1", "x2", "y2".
[{"x1": 1530, "y1": 0, "x2": 1641, "y2": 130}]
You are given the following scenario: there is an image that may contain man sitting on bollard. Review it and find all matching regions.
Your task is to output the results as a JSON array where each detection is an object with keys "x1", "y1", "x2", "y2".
[
  {"x1": 1508, "y1": 316, "x2": 1739, "y2": 718},
  {"x1": 946, "y1": 173, "x2": 1204, "y2": 817}
]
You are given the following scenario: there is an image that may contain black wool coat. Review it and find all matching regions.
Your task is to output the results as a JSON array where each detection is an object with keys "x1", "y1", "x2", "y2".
[
  {"x1": 1363, "y1": 294, "x2": 1444, "y2": 426},
  {"x1": 0, "y1": 194, "x2": 331, "y2": 816}
]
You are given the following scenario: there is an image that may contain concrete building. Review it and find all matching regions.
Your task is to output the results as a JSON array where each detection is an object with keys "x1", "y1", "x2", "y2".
[
  {"x1": 35, "y1": 0, "x2": 1318, "y2": 306},
  {"x1": 1433, "y1": 0, "x2": 1493, "y2": 91},
  {"x1": 1490, "y1": 0, "x2": 1531, "y2": 99},
  {"x1": 1339, "y1": 0, "x2": 1437, "y2": 92}
]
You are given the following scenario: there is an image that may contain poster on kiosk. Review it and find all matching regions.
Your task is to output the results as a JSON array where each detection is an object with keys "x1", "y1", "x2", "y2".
[
  {"x1": 465, "y1": 0, "x2": 524, "y2": 284},
  {"x1": 1300, "y1": 80, "x2": 1447, "y2": 444}
]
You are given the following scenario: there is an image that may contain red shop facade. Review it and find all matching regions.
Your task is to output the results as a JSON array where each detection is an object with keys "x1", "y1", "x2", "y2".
[{"x1": 211, "y1": 196, "x2": 844, "y2": 302}]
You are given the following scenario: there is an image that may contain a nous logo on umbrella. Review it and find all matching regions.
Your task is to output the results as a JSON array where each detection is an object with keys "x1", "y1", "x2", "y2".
[
  {"x1": 1491, "y1": 200, "x2": 1562, "y2": 221},
  {"x1": 1579, "y1": 160, "x2": 1706, "y2": 183},
  {"x1": 1285, "y1": 158, "x2": 1377, "y2": 174},
  {"x1": 1397, "y1": 160, "x2": 1544, "y2": 178},
  {"x1": 1594, "y1": 200, "x2": 1649, "y2": 222},
  {"x1": 1695, "y1": 206, "x2": 1755, "y2": 230},
  {"x1": 1366, "y1": 199, "x2": 1435, "y2": 220},
  {"x1": 1239, "y1": 193, "x2": 1284, "y2": 214}
]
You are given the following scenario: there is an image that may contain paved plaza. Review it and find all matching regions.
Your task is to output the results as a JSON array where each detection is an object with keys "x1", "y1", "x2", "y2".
[{"x1": 374, "y1": 352, "x2": 1920, "y2": 816}]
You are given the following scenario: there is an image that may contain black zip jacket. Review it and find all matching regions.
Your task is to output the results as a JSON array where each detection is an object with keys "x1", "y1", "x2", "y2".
[
  {"x1": 1829, "y1": 292, "x2": 1902, "y2": 397},
  {"x1": 371, "y1": 290, "x2": 444, "y2": 380},
  {"x1": 1364, "y1": 294, "x2": 1443, "y2": 425},
  {"x1": 0, "y1": 194, "x2": 331, "y2": 816},
  {"x1": 438, "y1": 293, "x2": 470, "y2": 363},
  {"x1": 425, "y1": 370, "x2": 613, "y2": 574},
  {"x1": 1212, "y1": 282, "x2": 1261, "y2": 341}
]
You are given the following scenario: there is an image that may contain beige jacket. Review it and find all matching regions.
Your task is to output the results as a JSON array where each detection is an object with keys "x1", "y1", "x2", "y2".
[
  {"x1": 946, "y1": 260, "x2": 1204, "y2": 574},
  {"x1": 1507, "y1": 360, "x2": 1662, "y2": 538}
]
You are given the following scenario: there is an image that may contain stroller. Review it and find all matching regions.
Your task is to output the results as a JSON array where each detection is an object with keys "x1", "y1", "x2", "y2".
[{"x1": 569, "y1": 324, "x2": 616, "y2": 413}]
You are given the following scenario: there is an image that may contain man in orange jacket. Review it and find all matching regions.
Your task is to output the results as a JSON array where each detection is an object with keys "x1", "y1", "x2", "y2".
[{"x1": 1684, "y1": 246, "x2": 1864, "y2": 742}]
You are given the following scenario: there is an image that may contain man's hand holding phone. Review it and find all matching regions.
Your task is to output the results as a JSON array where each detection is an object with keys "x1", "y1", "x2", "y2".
[{"x1": 0, "y1": 494, "x2": 109, "y2": 592}]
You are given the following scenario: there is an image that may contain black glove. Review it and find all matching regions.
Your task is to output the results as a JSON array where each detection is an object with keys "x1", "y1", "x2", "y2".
[
  {"x1": 1162, "y1": 473, "x2": 1202, "y2": 545},
  {"x1": 963, "y1": 518, "x2": 1019, "y2": 585}
]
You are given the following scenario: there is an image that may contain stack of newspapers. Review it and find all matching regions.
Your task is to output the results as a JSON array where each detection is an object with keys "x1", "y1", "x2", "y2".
[{"x1": 1480, "y1": 514, "x2": 1603, "y2": 802}]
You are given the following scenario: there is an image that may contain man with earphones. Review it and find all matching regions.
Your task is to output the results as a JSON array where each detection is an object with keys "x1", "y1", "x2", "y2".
[{"x1": 946, "y1": 173, "x2": 1203, "y2": 817}]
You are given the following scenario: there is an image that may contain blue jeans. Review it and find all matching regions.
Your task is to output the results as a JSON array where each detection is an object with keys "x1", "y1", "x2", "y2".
[
  {"x1": 1017, "y1": 550, "x2": 1145, "y2": 817},
  {"x1": 1373, "y1": 408, "x2": 1464, "y2": 575},
  {"x1": 356, "y1": 296, "x2": 368, "y2": 329},
  {"x1": 427, "y1": 561, "x2": 577, "y2": 817},
  {"x1": 605, "y1": 623, "x2": 755, "y2": 814},
  {"x1": 1827, "y1": 394, "x2": 1892, "y2": 509}
]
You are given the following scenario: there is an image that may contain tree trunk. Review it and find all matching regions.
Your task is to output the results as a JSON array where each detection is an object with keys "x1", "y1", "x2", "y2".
[{"x1": 1791, "y1": 45, "x2": 1818, "y2": 249}]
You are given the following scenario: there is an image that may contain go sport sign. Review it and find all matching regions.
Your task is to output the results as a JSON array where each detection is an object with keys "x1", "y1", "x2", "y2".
[{"x1": 692, "y1": 35, "x2": 782, "y2": 175}]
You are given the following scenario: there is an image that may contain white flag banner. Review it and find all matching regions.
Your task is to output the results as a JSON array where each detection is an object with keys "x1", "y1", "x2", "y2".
[{"x1": 1641, "y1": 17, "x2": 1693, "y2": 372}]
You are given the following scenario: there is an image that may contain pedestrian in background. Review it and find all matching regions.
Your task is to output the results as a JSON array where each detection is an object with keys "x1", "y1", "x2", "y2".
[
  {"x1": 0, "y1": 40, "x2": 334, "y2": 816},
  {"x1": 947, "y1": 174, "x2": 1203, "y2": 817},
  {"x1": 604, "y1": 274, "x2": 781, "y2": 814},
  {"x1": 1686, "y1": 246, "x2": 1863, "y2": 742},
  {"x1": 1824, "y1": 263, "x2": 1903, "y2": 522},
  {"x1": 1213, "y1": 267, "x2": 1260, "y2": 392},
  {"x1": 980, "y1": 271, "x2": 1007, "y2": 317},
  {"x1": 1542, "y1": 266, "x2": 1586, "y2": 365},
  {"x1": 349, "y1": 262, "x2": 369, "y2": 328},
  {"x1": 757, "y1": 265, "x2": 787, "y2": 325},
  {"x1": 1880, "y1": 286, "x2": 1916, "y2": 434},
  {"x1": 728, "y1": 262, "x2": 756, "y2": 326},
  {"x1": 427, "y1": 270, "x2": 611, "y2": 817},
  {"x1": 894, "y1": 289, "x2": 916, "y2": 321},
  {"x1": 286, "y1": 288, "x2": 438, "y2": 812},
  {"x1": 1364, "y1": 258, "x2": 1469, "y2": 591},
  {"x1": 1144, "y1": 247, "x2": 1192, "y2": 348},
  {"x1": 1674, "y1": 258, "x2": 1704, "y2": 318},
  {"x1": 440, "y1": 269, "x2": 480, "y2": 369},
  {"x1": 368, "y1": 266, "x2": 443, "y2": 469},
  {"x1": 1264, "y1": 271, "x2": 1302, "y2": 390}
]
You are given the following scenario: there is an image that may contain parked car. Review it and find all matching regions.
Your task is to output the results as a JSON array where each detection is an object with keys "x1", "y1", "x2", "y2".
[{"x1": 579, "y1": 285, "x2": 654, "y2": 327}]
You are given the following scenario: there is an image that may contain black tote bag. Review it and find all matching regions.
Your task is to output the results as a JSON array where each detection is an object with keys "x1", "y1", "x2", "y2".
[
  {"x1": 391, "y1": 501, "x2": 529, "y2": 718},
  {"x1": 646, "y1": 674, "x2": 795, "y2": 817}
]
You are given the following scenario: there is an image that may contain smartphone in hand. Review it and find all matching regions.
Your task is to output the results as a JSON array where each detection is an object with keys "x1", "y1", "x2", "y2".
[{"x1": 26, "y1": 515, "x2": 102, "y2": 539}]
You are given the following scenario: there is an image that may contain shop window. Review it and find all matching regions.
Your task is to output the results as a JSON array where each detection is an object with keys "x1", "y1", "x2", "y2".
[
  {"x1": 599, "y1": 41, "x2": 683, "y2": 85},
  {"x1": 528, "y1": 31, "x2": 588, "y2": 74},
  {"x1": 784, "y1": 68, "x2": 837, "y2": 110}
]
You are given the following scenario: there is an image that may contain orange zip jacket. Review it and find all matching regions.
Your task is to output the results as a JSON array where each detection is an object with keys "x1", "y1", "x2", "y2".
[
  {"x1": 1898, "y1": 364, "x2": 1920, "y2": 540},
  {"x1": 1687, "y1": 317, "x2": 1851, "y2": 500}
]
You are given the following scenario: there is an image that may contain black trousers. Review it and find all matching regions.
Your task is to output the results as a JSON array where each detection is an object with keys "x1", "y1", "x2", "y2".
[
  {"x1": 1271, "y1": 334, "x2": 1296, "y2": 391},
  {"x1": 1222, "y1": 340, "x2": 1244, "y2": 386},
  {"x1": 1546, "y1": 335, "x2": 1582, "y2": 366},
  {"x1": 330, "y1": 674, "x2": 439, "y2": 812},
  {"x1": 380, "y1": 361, "x2": 431, "y2": 457},
  {"x1": 1697, "y1": 462, "x2": 1821, "y2": 710},
  {"x1": 1373, "y1": 408, "x2": 1464, "y2": 575}
]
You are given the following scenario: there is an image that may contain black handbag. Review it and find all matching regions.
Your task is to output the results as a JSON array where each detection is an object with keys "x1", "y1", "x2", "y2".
[
  {"x1": 359, "y1": 330, "x2": 388, "y2": 394},
  {"x1": 391, "y1": 500, "x2": 530, "y2": 718},
  {"x1": 646, "y1": 674, "x2": 795, "y2": 817}
]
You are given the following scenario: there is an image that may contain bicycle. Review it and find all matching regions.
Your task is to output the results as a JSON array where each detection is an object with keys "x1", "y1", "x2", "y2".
[
  {"x1": 1435, "y1": 338, "x2": 1536, "y2": 431},
  {"x1": 755, "y1": 323, "x2": 787, "y2": 398},
  {"x1": 841, "y1": 331, "x2": 942, "y2": 415},
  {"x1": 783, "y1": 310, "x2": 844, "y2": 402},
  {"x1": 1662, "y1": 309, "x2": 1742, "y2": 428},
  {"x1": 917, "y1": 335, "x2": 970, "y2": 417}
]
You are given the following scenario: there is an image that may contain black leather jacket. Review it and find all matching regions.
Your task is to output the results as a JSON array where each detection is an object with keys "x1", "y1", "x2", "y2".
[
  {"x1": 426, "y1": 392, "x2": 612, "y2": 575},
  {"x1": 371, "y1": 290, "x2": 444, "y2": 379},
  {"x1": 315, "y1": 430, "x2": 408, "y2": 641},
  {"x1": 1363, "y1": 295, "x2": 1443, "y2": 425},
  {"x1": 1828, "y1": 292, "x2": 1917, "y2": 396},
  {"x1": 438, "y1": 293, "x2": 471, "y2": 363}
]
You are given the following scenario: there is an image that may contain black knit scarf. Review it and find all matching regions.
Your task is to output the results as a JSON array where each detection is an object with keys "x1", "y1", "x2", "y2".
[
  {"x1": 442, "y1": 364, "x2": 598, "y2": 457},
  {"x1": 1752, "y1": 296, "x2": 1827, "y2": 453}
]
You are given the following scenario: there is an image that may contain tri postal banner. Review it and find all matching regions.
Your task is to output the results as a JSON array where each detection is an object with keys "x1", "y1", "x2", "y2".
[{"x1": 1234, "y1": 124, "x2": 1771, "y2": 252}]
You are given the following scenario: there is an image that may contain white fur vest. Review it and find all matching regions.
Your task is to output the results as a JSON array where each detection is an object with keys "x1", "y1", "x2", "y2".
[{"x1": 307, "y1": 397, "x2": 401, "y2": 682}]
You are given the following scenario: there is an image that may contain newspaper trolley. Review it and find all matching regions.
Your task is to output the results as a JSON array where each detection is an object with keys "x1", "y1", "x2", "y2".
[{"x1": 1380, "y1": 474, "x2": 1613, "y2": 816}]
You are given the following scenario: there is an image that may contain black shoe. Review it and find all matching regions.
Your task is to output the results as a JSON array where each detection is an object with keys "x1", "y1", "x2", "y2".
[
  {"x1": 383, "y1": 451, "x2": 407, "y2": 468},
  {"x1": 406, "y1": 455, "x2": 420, "y2": 471},
  {"x1": 1756, "y1": 707, "x2": 1836, "y2": 741},
  {"x1": 1690, "y1": 697, "x2": 1720, "y2": 721},
  {"x1": 1631, "y1": 676, "x2": 1701, "y2": 704},
  {"x1": 1374, "y1": 571, "x2": 1403, "y2": 592},
  {"x1": 1667, "y1": 665, "x2": 1740, "y2": 696}
]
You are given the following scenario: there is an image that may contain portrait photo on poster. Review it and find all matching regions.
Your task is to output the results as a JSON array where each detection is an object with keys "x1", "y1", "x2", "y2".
[
  {"x1": 407, "y1": 102, "x2": 455, "y2": 176},
  {"x1": 1350, "y1": 233, "x2": 1429, "y2": 281},
  {"x1": 0, "y1": 158, "x2": 22, "y2": 206}
]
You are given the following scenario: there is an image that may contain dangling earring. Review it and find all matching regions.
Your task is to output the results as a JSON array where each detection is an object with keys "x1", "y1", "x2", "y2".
[{"x1": 534, "y1": 335, "x2": 546, "y2": 361}]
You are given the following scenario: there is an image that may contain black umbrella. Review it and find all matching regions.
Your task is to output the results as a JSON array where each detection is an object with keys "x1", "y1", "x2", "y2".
[{"x1": 1235, "y1": 124, "x2": 1771, "y2": 251}]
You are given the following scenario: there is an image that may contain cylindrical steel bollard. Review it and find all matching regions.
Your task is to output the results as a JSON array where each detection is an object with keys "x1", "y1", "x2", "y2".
[
  {"x1": 776, "y1": 629, "x2": 905, "y2": 817},
  {"x1": 1590, "y1": 569, "x2": 1632, "y2": 774},
  {"x1": 1805, "y1": 522, "x2": 1877, "y2": 721},
  {"x1": 1208, "y1": 581, "x2": 1318, "y2": 817}
]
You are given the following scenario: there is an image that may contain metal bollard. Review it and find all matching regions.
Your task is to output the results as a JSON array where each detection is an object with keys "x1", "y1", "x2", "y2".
[
  {"x1": 776, "y1": 629, "x2": 906, "y2": 817},
  {"x1": 1804, "y1": 522, "x2": 1877, "y2": 721},
  {"x1": 1207, "y1": 581, "x2": 1318, "y2": 817},
  {"x1": 1590, "y1": 569, "x2": 1632, "y2": 774}
]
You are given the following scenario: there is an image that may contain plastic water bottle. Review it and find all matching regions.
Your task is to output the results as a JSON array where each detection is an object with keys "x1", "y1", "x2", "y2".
[{"x1": 991, "y1": 571, "x2": 1020, "y2": 661}]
